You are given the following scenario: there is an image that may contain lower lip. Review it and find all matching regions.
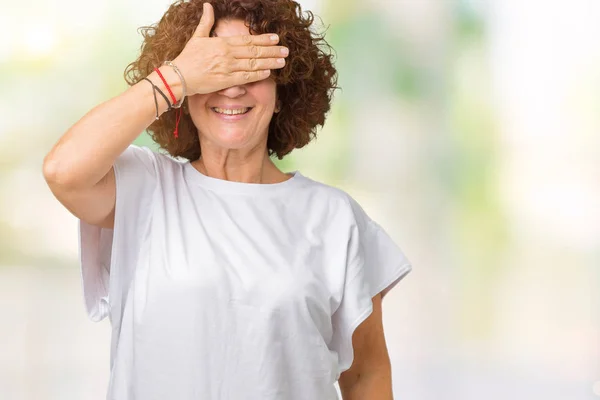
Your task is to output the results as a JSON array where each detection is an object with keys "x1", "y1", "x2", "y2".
[{"x1": 211, "y1": 108, "x2": 252, "y2": 121}]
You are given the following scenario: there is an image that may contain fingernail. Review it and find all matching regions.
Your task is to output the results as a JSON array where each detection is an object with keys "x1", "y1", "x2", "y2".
[
  {"x1": 281, "y1": 47, "x2": 289, "y2": 56},
  {"x1": 271, "y1": 34, "x2": 279, "y2": 41},
  {"x1": 277, "y1": 58, "x2": 285, "y2": 64}
]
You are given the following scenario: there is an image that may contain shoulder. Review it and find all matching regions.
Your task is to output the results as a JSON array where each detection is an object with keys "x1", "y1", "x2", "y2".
[
  {"x1": 115, "y1": 144, "x2": 183, "y2": 175},
  {"x1": 296, "y1": 173, "x2": 370, "y2": 227}
]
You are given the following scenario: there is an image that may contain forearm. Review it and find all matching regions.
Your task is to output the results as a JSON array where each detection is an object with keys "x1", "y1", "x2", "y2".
[
  {"x1": 43, "y1": 66, "x2": 182, "y2": 189},
  {"x1": 340, "y1": 368, "x2": 393, "y2": 400}
]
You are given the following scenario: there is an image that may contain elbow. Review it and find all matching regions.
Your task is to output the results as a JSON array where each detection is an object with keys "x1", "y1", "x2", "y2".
[
  {"x1": 42, "y1": 153, "x2": 79, "y2": 189},
  {"x1": 43, "y1": 154, "x2": 61, "y2": 185}
]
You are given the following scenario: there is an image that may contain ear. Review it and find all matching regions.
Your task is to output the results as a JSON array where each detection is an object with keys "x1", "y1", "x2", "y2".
[{"x1": 274, "y1": 100, "x2": 282, "y2": 113}]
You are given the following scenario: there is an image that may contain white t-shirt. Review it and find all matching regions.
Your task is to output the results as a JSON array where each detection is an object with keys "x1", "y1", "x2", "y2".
[{"x1": 78, "y1": 145, "x2": 412, "y2": 400}]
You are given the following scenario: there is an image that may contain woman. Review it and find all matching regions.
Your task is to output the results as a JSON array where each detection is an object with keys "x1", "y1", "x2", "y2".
[{"x1": 43, "y1": 0, "x2": 412, "y2": 399}]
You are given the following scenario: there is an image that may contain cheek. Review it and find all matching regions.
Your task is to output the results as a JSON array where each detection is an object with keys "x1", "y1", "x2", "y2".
[
  {"x1": 187, "y1": 94, "x2": 210, "y2": 111},
  {"x1": 186, "y1": 98, "x2": 209, "y2": 129},
  {"x1": 251, "y1": 81, "x2": 277, "y2": 105}
]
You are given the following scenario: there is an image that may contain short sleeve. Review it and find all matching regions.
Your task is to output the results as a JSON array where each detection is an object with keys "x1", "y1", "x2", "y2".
[
  {"x1": 78, "y1": 145, "x2": 157, "y2": 322},
  {"x1": 330, "y1": 196, "x2": 412, "y2": 376}
]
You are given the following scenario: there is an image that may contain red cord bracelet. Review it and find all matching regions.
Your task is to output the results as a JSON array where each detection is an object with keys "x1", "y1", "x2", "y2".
[
  {"x1": 154, "y1": 67, "x2": 181, "y2": 138},
  {"x1": 154, "y1": 67, "x2": 176, "y2": 104}
]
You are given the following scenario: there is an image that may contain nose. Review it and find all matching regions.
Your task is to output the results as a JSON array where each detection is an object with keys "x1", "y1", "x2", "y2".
[{"x1": 217, "y1": 85, "x2": 246, "y2": 98}]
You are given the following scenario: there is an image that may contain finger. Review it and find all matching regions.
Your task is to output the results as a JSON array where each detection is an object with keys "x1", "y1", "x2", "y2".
[
  {"x1": 231, "y1": 57, "x2": 285, "y2": 72},
  {"x1": 226, "y1": 33, "x2": 279, "y2": 47},
  {"x1": 231, "y1": 45, "x2": 289, "y2": 60},
  {"x1": 230, "y1": 69, "x2": 271, "y2": 86},
  {"x1": 193, "y1": 3, "x2": 215, "y2": 38}
]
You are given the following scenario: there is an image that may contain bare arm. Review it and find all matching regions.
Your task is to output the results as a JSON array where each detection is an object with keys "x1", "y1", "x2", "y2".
[
  {"x1": 43, "y1": 67, "x2": 180, "y2": 190},
  {"x1": 338, "y1": 293, "x2": 394, "y2": 400},
  {"x1": 42, "y1": 67, "x2": 181, "y2": 229}
]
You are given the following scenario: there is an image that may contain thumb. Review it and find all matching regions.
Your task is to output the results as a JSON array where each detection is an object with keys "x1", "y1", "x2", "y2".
[{"x1": 193, "y1": 2, "x2": 215, "y2": 38}]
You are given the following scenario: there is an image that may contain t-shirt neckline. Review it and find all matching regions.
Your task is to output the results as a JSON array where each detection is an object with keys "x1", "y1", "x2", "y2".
[{"x1": 183, "y1": 161, "x2": 302, "y2": 195}]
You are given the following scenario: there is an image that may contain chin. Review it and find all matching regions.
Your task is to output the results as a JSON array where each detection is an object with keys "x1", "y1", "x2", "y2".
[{"x1": 209, "y1": 129, "x2": 261, "y2": 149}]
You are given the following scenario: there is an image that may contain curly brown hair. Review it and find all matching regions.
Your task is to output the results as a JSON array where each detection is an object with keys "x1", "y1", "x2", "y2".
[{"x1": 124, "y1": 0, "x2": 339, "y2": 161}]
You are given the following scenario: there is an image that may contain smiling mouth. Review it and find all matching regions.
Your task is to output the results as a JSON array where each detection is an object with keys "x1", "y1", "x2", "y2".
[{"x1": 211, "y1": 107, "x2": 253, "y2": 115}]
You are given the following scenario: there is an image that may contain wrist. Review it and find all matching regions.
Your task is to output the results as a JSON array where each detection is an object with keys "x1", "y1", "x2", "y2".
[
  {"x1": 150, "y1": 66, "x2": 184, "y2": 109},
  {"x1": 163, "y1": 61, "x2": 187, "y2": 106}
]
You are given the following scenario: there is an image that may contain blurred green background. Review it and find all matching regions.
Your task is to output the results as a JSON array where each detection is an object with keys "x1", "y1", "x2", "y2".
[{"x1": 1, "y1": 0, "x2": 599, "y2": 399}]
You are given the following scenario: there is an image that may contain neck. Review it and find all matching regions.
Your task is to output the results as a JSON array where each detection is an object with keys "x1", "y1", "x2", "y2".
[{"x1": 193, "y1": 146, "x2": 287, "y2": 185}]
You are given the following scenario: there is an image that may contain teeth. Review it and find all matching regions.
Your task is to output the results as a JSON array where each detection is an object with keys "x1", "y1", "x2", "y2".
[{"x1": 213, "y1": 107, "x2": 250, "y2": 115}]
